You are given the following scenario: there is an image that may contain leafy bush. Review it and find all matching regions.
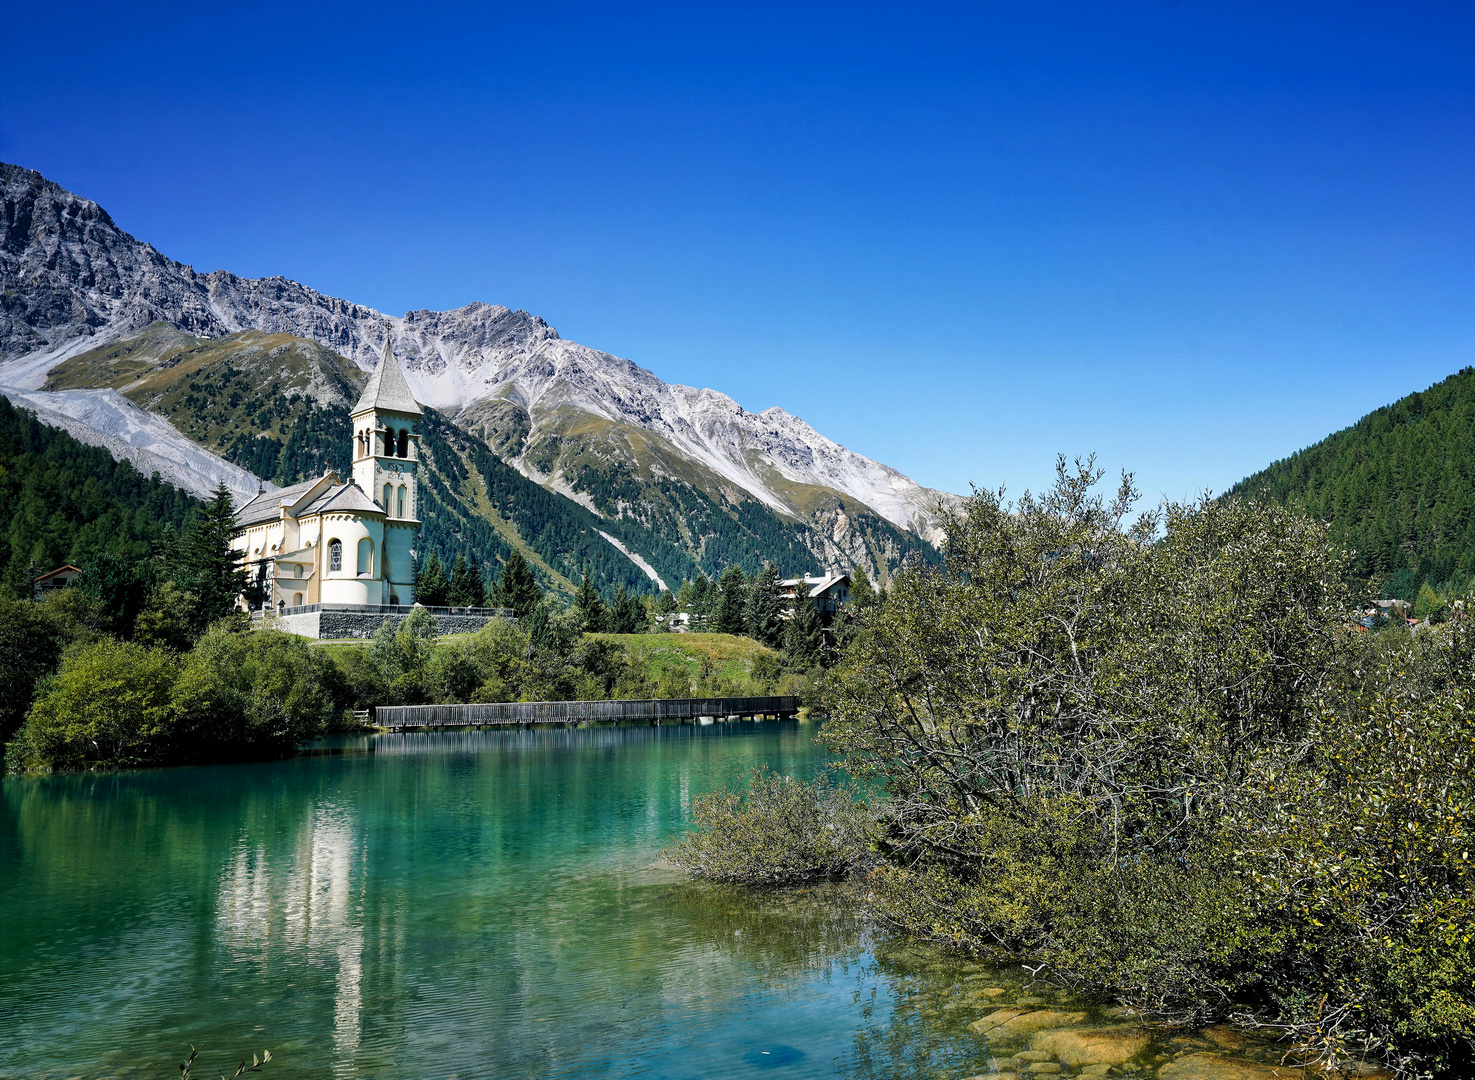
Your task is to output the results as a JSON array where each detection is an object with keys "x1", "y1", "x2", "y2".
[
  {"x1": 665, "y1": 769, "x2": 875, "y2": 885},
  {"x1": 796, "y1": 457, "x2": 1475, "y2": 1075},
  {"x1": 7, "y1": 627, "x2": 345, "y2": 771},
  {"x1": 7, "y1": 638, "x2": 180, "y2": 770}
]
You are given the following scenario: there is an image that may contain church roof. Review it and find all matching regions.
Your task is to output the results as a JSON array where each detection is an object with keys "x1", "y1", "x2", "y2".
[
  {"x1": 301, "y1": 482, "x2": 384, "y2": 517},
  {"x1": 233, "y1": 474, "x2": 341, "y2": 528},
  {"x1": 235, "y1": 476, "x2": 319, "y2": 528},
  {"x1": 353, "y1": 337, "x2": 422, "y2": 417}
]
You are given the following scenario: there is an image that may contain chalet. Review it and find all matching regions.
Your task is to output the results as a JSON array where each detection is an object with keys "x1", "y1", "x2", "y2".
[
  {"x1": 33, "y1": 565, "x2": 83, "y2": 599},
  {"x1": 779, "y1": 571, "x2": 851, "y2": 615}
]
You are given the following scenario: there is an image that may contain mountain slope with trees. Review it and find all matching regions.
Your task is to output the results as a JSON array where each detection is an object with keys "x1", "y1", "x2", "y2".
[
  {"x1": 42, "y1": 324, "x2": 932, "y2": 601},
  {"x1": 1228, "y1": 366, "x2": 1475, "y2": 599}
]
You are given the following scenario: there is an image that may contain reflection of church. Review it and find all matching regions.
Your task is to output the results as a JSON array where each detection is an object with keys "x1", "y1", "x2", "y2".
[{"x1": 232, "y1": 339, "x2": 423, "y2": 612}]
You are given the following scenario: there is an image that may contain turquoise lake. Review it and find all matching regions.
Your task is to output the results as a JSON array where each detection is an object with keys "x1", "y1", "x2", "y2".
[{"x1": 0, "y1": 720, "x2": 1009, "y2": 1080}]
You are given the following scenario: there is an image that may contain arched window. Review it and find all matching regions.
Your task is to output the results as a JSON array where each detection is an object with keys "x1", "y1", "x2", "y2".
[
  {"x1": 397, "y1": 485, "x2": 406, "y2": 518},
  {"x1": 328, "y1": 539, "x2": 342, "y2": 572},
  {"x1": 397, "y1": 429, "x2": 409, "y2": 457},
  {"x1": 294, "y1": 564, "x2": 303, "y2": 578},
  {"x1": 293, "y1": 592, "x2": 303, "y2": 607},
  {"x1": 357, "y1": 537, "x2": 373, "y2": 576},
  {"x1": 384, "y1": 483, "x2": 393, "y2": 512}
]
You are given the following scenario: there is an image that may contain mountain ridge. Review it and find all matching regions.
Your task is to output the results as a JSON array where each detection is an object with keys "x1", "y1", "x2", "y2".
[{"x1": 0, "y1": 161, "x2": 956, "y2": 568}]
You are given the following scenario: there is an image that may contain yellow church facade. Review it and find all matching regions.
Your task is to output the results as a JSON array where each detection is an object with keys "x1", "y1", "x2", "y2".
[{"x1": 232, "y1": 339, "x2": 423, "y2": 611}]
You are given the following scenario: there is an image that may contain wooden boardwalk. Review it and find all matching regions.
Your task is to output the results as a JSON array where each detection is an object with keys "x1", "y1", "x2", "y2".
[{"x1": 375, "y1": 695, "x2": 801, "y2": 730}]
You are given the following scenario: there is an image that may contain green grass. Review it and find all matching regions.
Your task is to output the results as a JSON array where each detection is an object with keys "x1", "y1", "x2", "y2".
[
  {"x1": 312, "y1": 629, "x2": 778, "y2": 681},
  {"x1": 593, "y1": 632, "x2": 779, "y2": 683}
]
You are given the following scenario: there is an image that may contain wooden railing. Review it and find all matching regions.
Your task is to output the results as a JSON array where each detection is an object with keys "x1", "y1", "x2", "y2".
[{"x1": 375, "y1": 696, "x2": 801, "y2": 729}]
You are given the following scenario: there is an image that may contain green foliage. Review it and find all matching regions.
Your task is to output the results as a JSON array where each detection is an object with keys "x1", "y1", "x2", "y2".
[
  {"x1": 447, "y1": 553, "x2": 485, "y2": 606},
  {"x1": 171, "y1": 627, "x2": 346, "y2": 761},
  {"x1": 573, "y1": 574, "x2": 607, "y2": 632},
  {"x1": 494, "y1": 549, "x2": 543, "y2": 619},
  {"x1": 416, "y1": 553, "x2": 450, "y2": 606},
  {"x1": 800, "y1": 456, "x2": 1474, "y2": 1074},
  {"x1": 783, "y1": 596, "x2": 823, "y2": 665},
  {"x1": 744, "y1": 562, "x2": 785, "y2": 647},
  {"x1": 714, "y1": 565, "x2": 748, "y2": 635},
  {"x1": 6, "y1": 625, "x2": 347, "y2": 772},
  {"x1": 606, "y1": 583, "x2": 646, "y2": 634},
  {"x1": 172, "y1": 483, "x2": 247, "y2": 634},
  {"x1": 0, "y1": 394, "x2": 197, "y2": 594},
  {"x1": 665, "y1": 768, "x2": 875, "y2": 885},
  {"x1": 1229, "y1": 365, "x2": 1475, "y2": 599},
  {"x1": 132, "y1": 581, "x2": 196, "y2": 651},
  {"x1": 1414, "y1": 580, "x2": 1447, "y2": 622},
  {"x1": 0, "y1": 588, "x2": 99, "y2": 744},
  {"x1": 74, "y1": 550, "x2": 150, "y2": 636},
  {"x1": 7, "y1": 638, "x2": 180, "y2": 770},
  {"x1": 324, "y1": 625, "x2": 787, "y2": 711}
]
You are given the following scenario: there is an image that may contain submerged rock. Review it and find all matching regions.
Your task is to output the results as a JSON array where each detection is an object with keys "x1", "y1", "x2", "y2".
[
  {"x1": 969, "y1": 1008, "x2": 1089, "y2": 1041},
  {"x1": 1032, "y1": 1026, "x2": 1151, "y2": 1066},
  {"x1": 1156, "y1": 1052, "x2": 1302, "y2": 1079},
  {"x1": 1200, "y1": 1026, "x2": 1248, "y2": 1051}
]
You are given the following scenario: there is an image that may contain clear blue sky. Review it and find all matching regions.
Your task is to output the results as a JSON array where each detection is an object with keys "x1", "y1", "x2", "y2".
[{"x1": 4, "y1": 1, "x2": 1473, "y2": 501}]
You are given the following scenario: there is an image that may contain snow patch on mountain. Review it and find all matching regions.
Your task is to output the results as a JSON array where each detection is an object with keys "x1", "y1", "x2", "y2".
[
  {"x1": 0, "y1": 161, "x2": 957, "y2": 541},
  {"x1": 0, "y1": 384, "x2": 271, "y2": 503}
]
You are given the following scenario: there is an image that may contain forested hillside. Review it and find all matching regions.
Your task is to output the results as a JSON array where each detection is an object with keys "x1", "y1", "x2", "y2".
[
  {"x1": 1228, "y1": 366, "x2": 1475, "y2": 598},
  {"x1": 0, "y1": 396, "x2": 199, "y2": 592},
  {"x1": 41, "y1": 325, "x2": 936, "y2": 601}
]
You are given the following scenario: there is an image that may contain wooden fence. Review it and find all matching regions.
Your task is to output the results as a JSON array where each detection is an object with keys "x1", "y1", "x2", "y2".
[{"x1": 375, "y1": 696, "x2": 801, "y2": 729}]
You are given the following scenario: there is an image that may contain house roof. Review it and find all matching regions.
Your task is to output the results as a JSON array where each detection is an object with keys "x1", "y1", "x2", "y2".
[
  {"x1": 352, "y1": 338, "x2": 422, "y2": 417},
  {"x1": 780, "y1": 572, "x2": 851, "y2": 599},
  {"x1": 34, "y1": 564, "x2": 83, "y2": 582}
]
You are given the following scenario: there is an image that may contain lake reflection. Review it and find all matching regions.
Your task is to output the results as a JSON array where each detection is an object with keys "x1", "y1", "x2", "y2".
[{"x1": 0, "y1": 722, "x2": 1002, "y2": 1080}]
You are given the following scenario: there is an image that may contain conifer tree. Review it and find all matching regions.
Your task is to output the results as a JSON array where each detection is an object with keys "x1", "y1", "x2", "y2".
[
  {"x1": 849, "y1": 565, "x2": 878, "y2": 610},
  {"x1": 574, "y1": 573, "x2": 608, "y2": 632},
  {"x1": 687, "y1": 575, "x2": 713, "y2": 629},
  {"x1": 784, "y1": 595, "x2": 823, "y2": 665},
  {"x1": 417, "y1": 553, "x2": 450, "y2": 606},
  {"x1": 608, "y1": 584, "x2": 635, "y2": 634},
  {"x1": 744, "y1": 562, "x2": 785, "y2": 647},
  {"x1": 177, "y1": 482, "x2": 247, "y2": 632},
  {"x1": 466, "y1": 554, "x2": 488, "y2": 607},
  {"x1": 495, "y1": 549, "x2": 542, "y2": 619},
  {"x1": 448, "y1": 553, "x2": 480, "y2": 607},
  {"x1": 714, "y1": 565, "x2": 749, "y2": 635}
]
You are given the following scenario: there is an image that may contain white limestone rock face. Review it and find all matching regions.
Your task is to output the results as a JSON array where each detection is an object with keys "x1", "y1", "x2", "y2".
[
  {"x1": 0, "y1": 385, "x2": 270, "y2": 503},
  {"x1": 0, "y1": 161, "x2": 958, "y2": 544}
]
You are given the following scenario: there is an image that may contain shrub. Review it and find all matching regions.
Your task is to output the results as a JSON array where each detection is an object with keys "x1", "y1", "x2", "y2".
[
  {"x1": 801, "y1": 457, "x2": 1475, "y2": 1074},
  {"x1": 8, "y1": 626, "x2": 344, "y2": 771},
  {"x1": 7, "y1": 639, "x2": 179, "y2": 770},
  {"x1": 666, "y1": 768, "x2": 875, "y2": 885}
]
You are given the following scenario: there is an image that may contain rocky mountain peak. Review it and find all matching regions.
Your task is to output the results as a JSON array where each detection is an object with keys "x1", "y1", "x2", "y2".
[{"x1": 0, "y1": 161, "x2": 959, "y2": 547}]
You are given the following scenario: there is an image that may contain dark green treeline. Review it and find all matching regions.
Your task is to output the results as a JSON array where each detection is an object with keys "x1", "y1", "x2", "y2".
[{"x1": 1229, "y1": 365, "x2": 1475, "y2": 598}]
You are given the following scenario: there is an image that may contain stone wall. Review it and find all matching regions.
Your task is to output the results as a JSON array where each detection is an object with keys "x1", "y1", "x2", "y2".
[{"x1": 267, "y1": 610, "x2": 509, "y2": 640}]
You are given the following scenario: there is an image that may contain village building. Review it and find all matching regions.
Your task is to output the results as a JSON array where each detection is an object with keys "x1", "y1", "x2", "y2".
[
  {"x1": 232, "y1": 337, "x2": 423, "y2": 613},
  {"x1": 33, "y1": 564, "x2": 83, "y2": 600},
  {"x1": 779, "y1": 571, "x2": 851, "y2": 615}
]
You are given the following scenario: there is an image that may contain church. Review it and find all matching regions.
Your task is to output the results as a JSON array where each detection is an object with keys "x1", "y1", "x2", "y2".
[{"x1": 231, "y1": 338, "x2": 423, "y2": 612}]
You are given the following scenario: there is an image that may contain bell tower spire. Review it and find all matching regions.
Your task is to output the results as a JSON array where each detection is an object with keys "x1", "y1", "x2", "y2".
[{"x1": 351, "y1": 325, "x2": 423, "y2": 603}]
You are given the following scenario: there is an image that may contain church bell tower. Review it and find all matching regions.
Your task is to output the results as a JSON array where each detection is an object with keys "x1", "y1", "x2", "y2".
[{"x1": 351, "y1": 333, "x2": 423, "y2": 603}]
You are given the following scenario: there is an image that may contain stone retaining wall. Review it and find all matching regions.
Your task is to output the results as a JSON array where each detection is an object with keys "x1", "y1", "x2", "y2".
[{"x1": 268, "y1": 610, "x2": 508, "y2": 640}]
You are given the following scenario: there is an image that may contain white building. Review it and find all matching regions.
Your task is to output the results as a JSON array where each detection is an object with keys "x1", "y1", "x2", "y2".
[
  {"x1": 231, "y1": 339, "x2": 423, "y2": 611},
  {"x1": 779, "y1": 572, "x2": 851, "y2": 615}
]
